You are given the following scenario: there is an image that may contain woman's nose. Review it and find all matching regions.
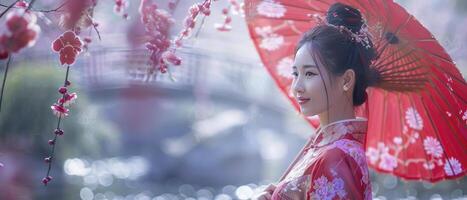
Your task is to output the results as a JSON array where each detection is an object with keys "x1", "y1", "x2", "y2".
[{"x1": 292, "y1": 79, "x2": 305, "y2": 94}]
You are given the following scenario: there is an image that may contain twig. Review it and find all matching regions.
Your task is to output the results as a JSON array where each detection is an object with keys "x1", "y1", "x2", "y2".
[
  {"x1": 87, "y1": 9, "x2": 101, "y2": 41},
  {"x1": 0, "y1": 56, "x2": 12, "y2": 113},
  {"x1": 0, "y1": 0, "x2": 20, "y2": 18},
  {"x1": 44, "y1": 65, "x2": 70, "y2": 183},
  {"x1": 0, "y1": 0, "x2": 69, "y2": 13},
  {"x1": 34, "y1": 0, "x2": 69, "y2": 13}
]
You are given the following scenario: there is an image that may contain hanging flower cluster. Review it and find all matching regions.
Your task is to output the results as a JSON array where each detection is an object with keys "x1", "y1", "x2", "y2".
[
  {"x1": 215, "y1": 8, "x2": 232, "y2": 32},
  {"x1": 114, "y1": 0, "x2": 129, "y2": 19},
  {"x1": 214, "y1": 0, "x2": 244, "y2": 32},
  {"x1": 173, "y1": 0, "x2": 213, "y2": 48},
  {"x1": 42, "y1": 30, "x2": 83, "y2": 186},
  {"x1": 139, "y1": 0, "x2": 179, "y2": 74},
  {"x1": 58, "y1": 0, "x2": 97, "y2": 31},
  {"x1": 0, "y1": 3, "x2": 40, "y2": 59}
]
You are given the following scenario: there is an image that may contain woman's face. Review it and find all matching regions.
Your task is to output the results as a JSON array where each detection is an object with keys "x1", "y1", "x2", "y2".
[{"x1": 291, "y1": 45, "x2": 344, "y2": 117}]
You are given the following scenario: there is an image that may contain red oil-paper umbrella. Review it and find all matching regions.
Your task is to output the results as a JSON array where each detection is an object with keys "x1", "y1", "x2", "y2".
[{"x1": 245, "y1": 0, "x2": 466, "y2": 182}]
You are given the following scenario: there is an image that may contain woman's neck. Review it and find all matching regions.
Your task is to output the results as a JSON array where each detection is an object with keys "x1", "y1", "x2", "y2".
[{"x1": 318, "y1": 107, "x2": 356, "y2": 127}]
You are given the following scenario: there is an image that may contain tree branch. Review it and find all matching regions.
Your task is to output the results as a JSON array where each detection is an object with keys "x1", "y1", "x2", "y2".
[
  {"x1": 0, "y1": 0, "x2": 20, "y2": 18},
  {"x1": 0, "y1": 0, "x2": 69, "y2": 13}
]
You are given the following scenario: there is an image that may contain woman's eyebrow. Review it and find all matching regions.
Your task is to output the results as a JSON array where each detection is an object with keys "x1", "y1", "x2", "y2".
[{"x1": 292, "y1": 65, "x2": 317, "y2": 69}]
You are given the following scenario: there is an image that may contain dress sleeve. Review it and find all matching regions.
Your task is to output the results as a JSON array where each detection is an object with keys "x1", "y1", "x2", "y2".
[{"x1": 305, "y1": 146, "x2": 370, "y2": 200}]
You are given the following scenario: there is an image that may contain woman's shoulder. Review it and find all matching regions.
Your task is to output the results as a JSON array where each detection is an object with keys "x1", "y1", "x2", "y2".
[
  {"x1": 318, "y1": 138, "x2": 365, "y2": 161},
  {"x1": 312, "y1": 138, "x2": 369, "y2": 177}
]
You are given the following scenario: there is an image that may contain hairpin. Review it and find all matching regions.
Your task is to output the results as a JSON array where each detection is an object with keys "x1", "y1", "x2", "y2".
[{"x1": 308, "y1": 13, "x2": 373, "y2": 49}]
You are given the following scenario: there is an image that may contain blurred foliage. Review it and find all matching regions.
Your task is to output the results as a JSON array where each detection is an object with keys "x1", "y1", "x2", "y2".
[{"x1": 0, "y1": 61, "x2": 120, "y2": 161}]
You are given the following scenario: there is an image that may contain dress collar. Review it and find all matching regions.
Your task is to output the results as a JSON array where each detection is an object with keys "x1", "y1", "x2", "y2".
[{"x1": 311, "y1": 117, "x2": 368, "y2": 147}]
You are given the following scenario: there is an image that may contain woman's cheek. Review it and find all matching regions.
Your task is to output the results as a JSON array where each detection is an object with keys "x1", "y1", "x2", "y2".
[{"x1": 306, "y1": 78, "x2": 327, "y2": 112}]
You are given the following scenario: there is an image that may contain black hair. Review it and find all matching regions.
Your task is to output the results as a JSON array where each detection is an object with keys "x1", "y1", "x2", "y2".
[{"x1": 295, "y1": 2, "x2": 379, "y2": 108}]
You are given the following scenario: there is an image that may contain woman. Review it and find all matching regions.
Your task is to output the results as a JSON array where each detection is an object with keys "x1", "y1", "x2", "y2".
[{"x1": 255, "y1": 2, "x2": 379, "y2": 200}]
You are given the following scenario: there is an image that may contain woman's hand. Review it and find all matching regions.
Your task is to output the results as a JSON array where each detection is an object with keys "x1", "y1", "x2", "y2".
[{"x1": 253, "y1": 184, "x2": 277, "y2": 200}]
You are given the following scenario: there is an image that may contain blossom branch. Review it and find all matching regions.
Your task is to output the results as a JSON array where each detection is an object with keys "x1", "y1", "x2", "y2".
[
  {"x1": 43, "y1": 66, "x2": 71, "y2": 186},
  {"x1": 43, "y1": 31, "x2": 82, "y2": 186}
]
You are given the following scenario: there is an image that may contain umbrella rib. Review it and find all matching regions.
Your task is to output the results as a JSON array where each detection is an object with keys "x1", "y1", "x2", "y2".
[
  {"x1": 413, "y1": 47, "x2": 465, "y2": 83},
  {"x1": 375, "y1": 48, "x2": 417, "y2": 71},
  {"x1": 414, "y1": 47, "x2": 453, "y2": 64},
  {"x1": 413, "y1": 38, "x2": 437, "y2": 42},
  {"x1": 380, "y1": 52, "x2": 430, "y2": 91},
  {"x1": 381, "y1": 73, "x2": 430, "y2": 81},
  {"x1": 378, "y1": 59, "x2": 422, "y2": 75},
  {"x1": 374, "y1": 42, "x2": 413, "y2": 68},
  {"x1": 381, "y1": 78, "x2": 429, "y2": 83},
  {"x1": 373, "y1": 41, "x2": 414, "y2": 68},
  {"x1": 380, "y1": 53, "x2": 428, "y2": 76},
  {"x1": 378, "y1": 85, "x2": 423, "y2": 92}
]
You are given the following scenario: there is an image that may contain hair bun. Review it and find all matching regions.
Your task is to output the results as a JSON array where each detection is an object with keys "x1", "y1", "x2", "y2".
[{"x1": 326, "y1": 3, "x2": 364, "y2": 34}]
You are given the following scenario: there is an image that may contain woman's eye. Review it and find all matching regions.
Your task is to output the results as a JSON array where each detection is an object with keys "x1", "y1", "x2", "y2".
[
  {"x1": 291, "y1": 72, "x2": 298, "y2": 77},
  {"x1": 305, "y1": 72, "x2": 316, "y2": 76}
]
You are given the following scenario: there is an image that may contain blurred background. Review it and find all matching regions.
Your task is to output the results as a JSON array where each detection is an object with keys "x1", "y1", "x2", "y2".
[{"x1": 0, "y1": 0, "x2": 465, "y2": 199}]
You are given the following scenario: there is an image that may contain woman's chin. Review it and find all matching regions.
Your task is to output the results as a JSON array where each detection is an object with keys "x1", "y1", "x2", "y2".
[{"x1": 300, "y1": 108, "x2": 316, "y2": 117}]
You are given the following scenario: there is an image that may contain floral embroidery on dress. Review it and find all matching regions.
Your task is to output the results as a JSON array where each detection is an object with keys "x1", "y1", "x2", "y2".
[
  {"x1": 271, "y1": 118, "x2": 371, "y2": 200},
  {"x1": 313, "y1": 118, "x2": 367, "y2": 147},
  {"x1": 309, "y1": 175, "x2": 347, "y2": 200},
  {"x1": 332, "y1": 139, "x2": 370, "y2": 185},
  {"x1": 279, "y1": 175, "x2": 312, "y2": 200}
]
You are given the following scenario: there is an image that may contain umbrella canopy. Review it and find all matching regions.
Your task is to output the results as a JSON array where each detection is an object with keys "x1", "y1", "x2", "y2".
[{"x1": 245, "y1": 0, "x2": 466, "y2": 182}]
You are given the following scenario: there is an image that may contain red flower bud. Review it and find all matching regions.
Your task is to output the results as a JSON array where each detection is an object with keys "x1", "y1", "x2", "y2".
[
  {"x1": 58, "y1": 87, "x2": 67, "y2": 94},
  {"x1": 54, "y1": 129, "x2": 64, "y2": 136},
  {"x1": 42, "y1": 177, "x2": 49, "y2": 185}
]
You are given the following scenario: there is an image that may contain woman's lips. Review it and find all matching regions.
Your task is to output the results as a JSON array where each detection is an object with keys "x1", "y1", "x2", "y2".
[{"x1": 297, "y1": 98, "x2": 310, "y2": 104}]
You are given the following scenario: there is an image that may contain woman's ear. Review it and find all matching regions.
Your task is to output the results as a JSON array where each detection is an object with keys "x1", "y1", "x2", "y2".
[{"x1": 342, "y1": 69, "x2": 355, "y2": 92}]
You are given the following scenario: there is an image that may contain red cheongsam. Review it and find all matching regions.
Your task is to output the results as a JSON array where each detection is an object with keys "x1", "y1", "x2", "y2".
[{"x1": 271, "y1": 118, "x2": 372, "y2": 200}]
